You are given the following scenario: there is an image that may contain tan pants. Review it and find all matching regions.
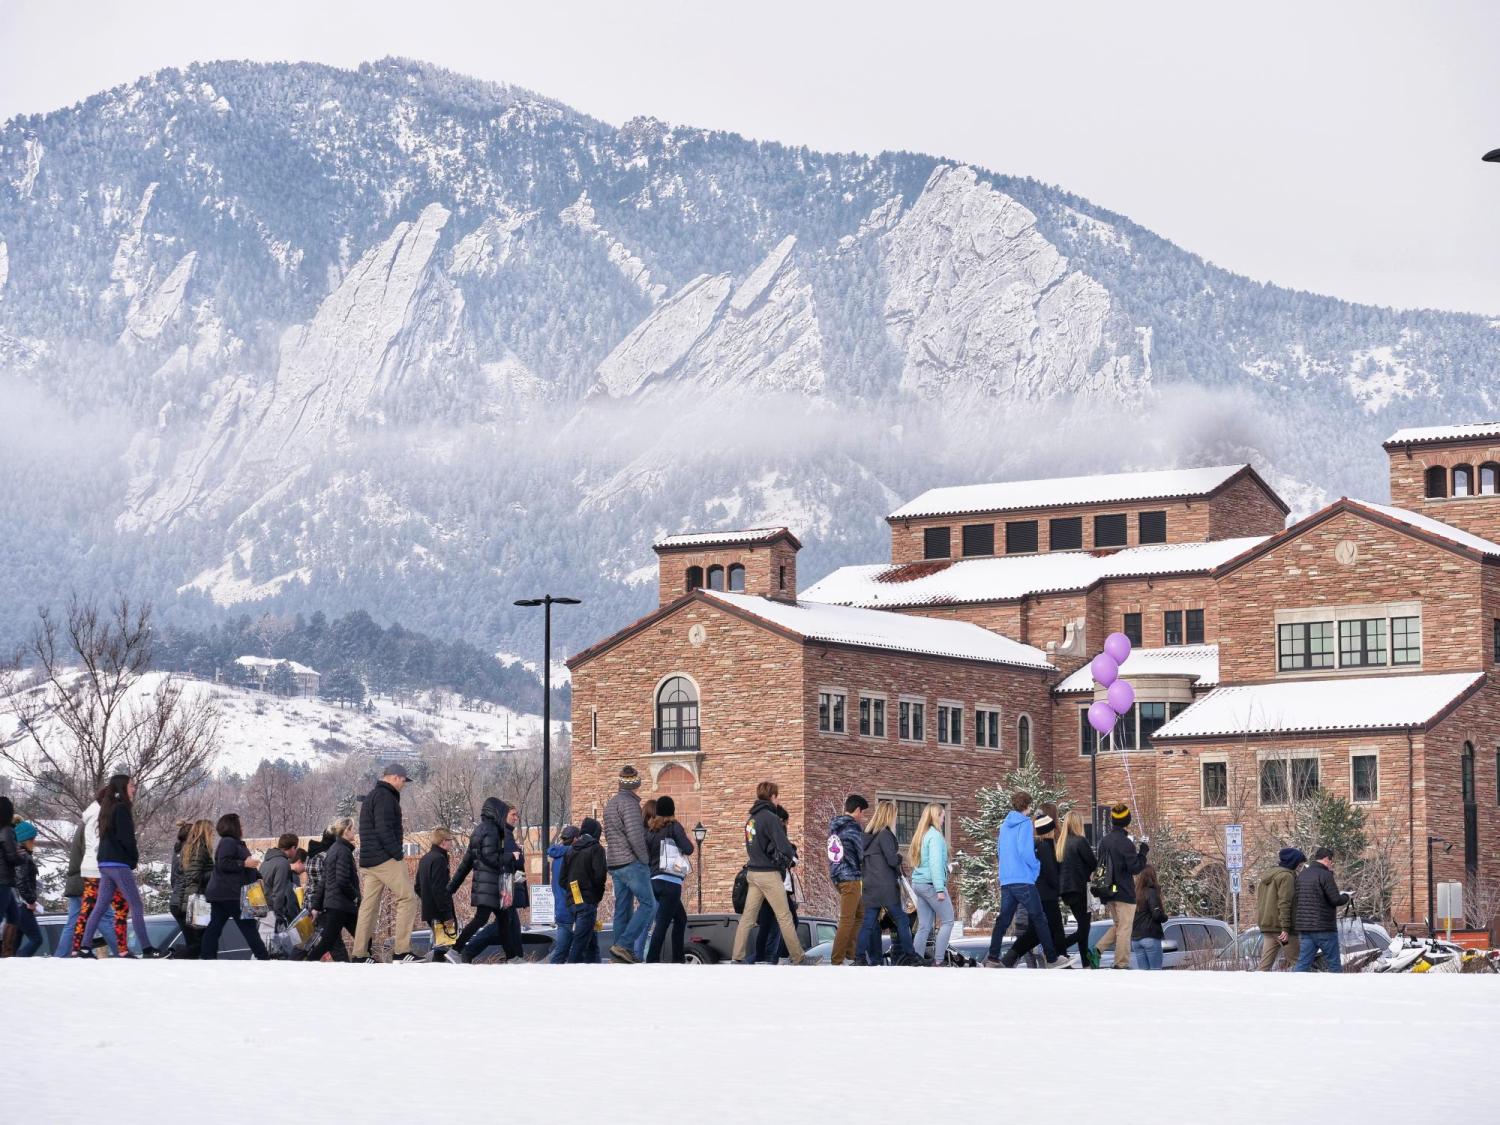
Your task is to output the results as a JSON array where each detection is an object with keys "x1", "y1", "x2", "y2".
[
  {"x1": 1107, "y1": 900, "x2": 1136, "y2": 968},
  {"x1": 1258, "y1": 931, "x2": 1300, "y2": 971},
  {"x1": 832, "y1": 880, "x2": 863, "y2": 965},
  {"x1": 352, "y1": 859, "x2": 417, "y2": 957},
  {"x1": 731, "y1": 870, "x2": 805, "y2": 963}
]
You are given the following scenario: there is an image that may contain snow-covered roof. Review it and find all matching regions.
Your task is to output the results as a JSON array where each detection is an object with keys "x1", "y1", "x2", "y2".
[
  {"x1": 1347, "y1": 500, "x2": 1500, "y2": 558},
  {"x1": 889, "y1": 465, "x2": 1252, "y2": 520},
  {"x1": 1383, "y1": 421, "x2": 1500, "y2": 447},
  {"x1": 1055, "y1": 645, "x2": 1219, "y2": 695},
  {"x1": 235, "y1": 655, "x2": 319, "y2": 676},
  {"x1": 1153, "y1": 671, "x2": 1484, "y2": 739},
  {"x1": 701, "y1": 590, "x2": 1054, "y2": 670},
  {"x1": 802, "y1": 537, "x2": 1266, "y2": 609},
  {"x1": 653, "y1": 526, "x2": 798, "y2": 550}
]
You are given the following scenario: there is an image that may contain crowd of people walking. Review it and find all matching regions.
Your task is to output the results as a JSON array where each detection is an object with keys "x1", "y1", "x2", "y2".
[{"x1": 1, "y1": 762, "x2": 1357, "y2": 970}]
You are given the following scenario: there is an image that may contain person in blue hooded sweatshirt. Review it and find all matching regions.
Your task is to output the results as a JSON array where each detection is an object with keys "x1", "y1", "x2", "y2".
[
  {"x1": 547, "y1": 825, "x2": 579, "y2": 963},
  {"x1": 982, "y1": 791, "x2": 1069, "y2": 969}
]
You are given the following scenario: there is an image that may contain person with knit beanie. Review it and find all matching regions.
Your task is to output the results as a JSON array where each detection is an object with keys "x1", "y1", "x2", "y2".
[
  {"x1": 1255, "y1": 847, "x2": 1305, "y2": 971},
  {"x1": 3, "y1": 818, "x2": 43, "y2": 957},
  {"x1": 602, "y1": 764, "x2": 655, "y2": 962},
  {"x1": 1095, "y1": 802, "x2": 1149, "y2": 969}
]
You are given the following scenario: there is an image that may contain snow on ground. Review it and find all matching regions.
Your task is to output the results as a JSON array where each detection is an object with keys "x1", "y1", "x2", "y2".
[
  {"x1": 6, "y1": 963, "x2": 1497, "y2": 1119},
  {"x1": 2, "y1": 671, "x2": 555, "y2": 778}
]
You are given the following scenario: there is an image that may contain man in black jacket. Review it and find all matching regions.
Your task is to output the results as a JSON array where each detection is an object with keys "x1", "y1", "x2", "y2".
[
  {"x1": 560, "y1": 817, "x2": 607, "y2": 963},
  {"x1": 1292, "y1": 847, "x2": 1353, "y2": 972},
  {"x1": 351, "y1": 764, "x2": 420, "y2": 963},
  {"x1": 415, "y1": 828, "x2": 458, "y2": 961},
  {"x1": 1096, "y1": 803, "x2": 1149, "y2": 969},
  {"x1": 730, "y1": 781, "x2": 807, "y2": 964}
]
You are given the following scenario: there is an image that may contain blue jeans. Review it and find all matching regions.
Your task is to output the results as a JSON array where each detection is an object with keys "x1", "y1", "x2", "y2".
[
  {"x1": 1293, "y1": 930, "x2": 1342, "y2": 972},
  {"x1": 1132, "y1": 936, "x2": 1163, "y2": 969},
  {"x1": 857, "y1": 904, "x2": 915, "y2": 964},
  {"x1": 912, "y1": 882, "x2": 955, "y2": 963},
  {"x1": 567, "y1": 903, "x2": 599, "y2": 963},
  {"x1": 609, "y1": 863, "x2": 656, "y2": 954},
  {"x1": 55, "y1": 895, "x2": 84, "y2": 957},
  {"x1": 985, "y1": 883, "x2": 1058, "y2": 962},
  {"x1": 549, "y1": 915, "x2": 576, "y2": 964}
]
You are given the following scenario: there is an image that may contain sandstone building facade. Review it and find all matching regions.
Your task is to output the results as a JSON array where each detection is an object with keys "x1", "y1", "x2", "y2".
[{"x1": 569, "y1": 426, "x2": 1500, "y2": 928}]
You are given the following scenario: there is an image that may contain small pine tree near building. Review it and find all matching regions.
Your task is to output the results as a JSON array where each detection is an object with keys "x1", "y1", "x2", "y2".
[
  {"x1": 957, "y1": 761, "x2": 1070, "y2": 916},
  {"x1": 267, "y1": 660, "x2": 296, "y2": 697}
]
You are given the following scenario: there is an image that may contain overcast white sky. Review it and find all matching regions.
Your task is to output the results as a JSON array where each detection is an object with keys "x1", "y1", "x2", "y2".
[{"x1": 4, "y1": 1, "x2": 1498, "y2": 313}]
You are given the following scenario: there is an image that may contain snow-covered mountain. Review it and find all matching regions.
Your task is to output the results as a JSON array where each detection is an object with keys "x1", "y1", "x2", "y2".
[{"x1": 2, "y1": 58, "x2": 1497, "y2": 654}]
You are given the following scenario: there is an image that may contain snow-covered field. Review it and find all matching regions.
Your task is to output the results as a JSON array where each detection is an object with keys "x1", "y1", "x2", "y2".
[{"x1": 7, "y1": 962, "x2": 1497, "y2": 1119}]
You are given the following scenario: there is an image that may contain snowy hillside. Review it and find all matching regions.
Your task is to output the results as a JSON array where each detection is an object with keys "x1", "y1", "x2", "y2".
[
  {"x1": 2, "y1": 57, "x2": 1497, "y2": 654},
  {"x1": 0, "y1": 671, "x2": 558, "y2": 778},
  {"x1": 8, "y1": 964, "x2": 1499, "y2": 1120}
]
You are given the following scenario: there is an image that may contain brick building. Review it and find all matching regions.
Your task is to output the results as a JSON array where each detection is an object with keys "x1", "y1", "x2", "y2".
[{"x1": 569, "y1": 433, "x2": 1500, "y2": 928}]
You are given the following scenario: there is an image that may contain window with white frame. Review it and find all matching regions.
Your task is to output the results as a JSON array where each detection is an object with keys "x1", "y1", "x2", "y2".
[
  {"x1": 1201, "y1": 758, "x2": 1229, "y2": 809},
  {"x1": 1351, "y1": 752, "x2": 1379, "y2": 804},
  {"x1": 858, "y1": 694, "x2": 886, "y2": 738},
  {"x1": 818, "y1": 690, "x2": 847, "y2": 735},
  {"x1": 1259, "y1": 752, "x2": 1320, "y2": 807},
  {"x1": 1276, "y1": 604, "x2": 1420, "y2": 673},
  {"x1": 899, "y1": 698, "x2": 926, "y2": 743},
  {"x1": 975, "y1": 706, "x2": 1001, "y2": 750},
  {"x1": 936, "y1": 702, "x2": 962, "y2": 746}
]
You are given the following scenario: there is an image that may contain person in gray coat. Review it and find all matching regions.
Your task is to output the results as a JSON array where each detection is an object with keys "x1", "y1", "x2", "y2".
[
  {"x1": 259, "y1": 833, "x2": 303, "y2": 927},
  {"x1": 602, "y1": 765, "x2": 656, "y2": 963}
]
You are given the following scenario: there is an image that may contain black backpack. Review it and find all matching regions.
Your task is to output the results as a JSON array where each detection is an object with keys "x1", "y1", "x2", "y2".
[
  {"x1": 1090, "y1": 851, "x2": 1117, "y2": 903},
  {"x1": 731, "y1": 865, "x2": 749, "y2": 914}
]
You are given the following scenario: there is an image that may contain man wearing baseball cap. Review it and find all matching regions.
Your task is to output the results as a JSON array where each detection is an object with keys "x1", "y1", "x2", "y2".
[
  {"x1": 1292, "y1": 847, "x2": 1352, "y2": 972},
  {"x1": 351, "y1": 763, "x2": 420, "y2": 963}
]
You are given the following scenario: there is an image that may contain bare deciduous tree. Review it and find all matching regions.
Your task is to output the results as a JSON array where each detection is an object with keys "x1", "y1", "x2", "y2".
[{"x1": 1, "y1": 595, "x2": 220, "y2": 842}]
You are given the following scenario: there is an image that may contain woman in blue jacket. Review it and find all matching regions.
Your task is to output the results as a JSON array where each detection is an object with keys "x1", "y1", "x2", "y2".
[{"x1": 907, "y1": 804, "x2": 954, "y2": 965}]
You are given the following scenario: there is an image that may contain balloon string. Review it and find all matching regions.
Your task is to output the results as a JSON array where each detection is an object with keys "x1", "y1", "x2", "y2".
[{"x1": 1111, "y1": 712, "x2": 1143, "y2": 837}]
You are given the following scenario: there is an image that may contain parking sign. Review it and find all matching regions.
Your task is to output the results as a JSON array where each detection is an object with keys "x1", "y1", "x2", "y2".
[{"x1": 1225, "y1": 824, "x2": 1243, "y2": 870}]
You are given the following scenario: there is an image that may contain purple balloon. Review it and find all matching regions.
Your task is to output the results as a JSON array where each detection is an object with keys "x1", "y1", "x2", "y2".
[
  {"x1": 1088, "y1": 699, "x2": 1117, "y2": 736},
  {"x1": 1090, "y1": 653, "x2": 1119, "y2": 687},
  {"x1": 1104, "y1": 631, "x2": 1133, "y2": 665},
  {"x1": 1107, "y1": 678, "x2": 1136, "y2": 715}
]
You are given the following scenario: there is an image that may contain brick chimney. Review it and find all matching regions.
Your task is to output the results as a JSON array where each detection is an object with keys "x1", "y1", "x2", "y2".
[{"x1": 652, "y1": 527, "x2": 801, "y2": 606}]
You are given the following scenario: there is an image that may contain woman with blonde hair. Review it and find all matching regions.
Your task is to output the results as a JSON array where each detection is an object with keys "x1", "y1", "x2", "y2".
[
  {"x1": 908, "y1": 803, "x2": 953, "y2": 965},
  {"x1": 857, "y1": 801, "x2": 917, "y2": 965},
  {"x1": 169, "y1": 818, "x2": 215, "y2": 958},
  {"x1": 307, "y1": 817, "x2": 359, "y2": 961},
  {"x1": 1057, "y1": 810, "x2": 1099, "y2": 967}
]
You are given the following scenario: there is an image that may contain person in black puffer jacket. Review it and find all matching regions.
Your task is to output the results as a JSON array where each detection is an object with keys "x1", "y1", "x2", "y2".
[
  {"x1": 560, "y1": 818, "x2": 607, "y2": 963},
  {"x1": 1057, "y1": 811, "x2": 1099, "y2": 966},
  {"x1": 79, "y1": 774, "x2": 163, "y2": 958},
  {"x1": 3, "y1": 819, "x2": 43, "y2": 957},
  {"x1": 201, "y1": 813, "x2": 269, "y2": 961},
  {"x1": 645, "y1": 796, "x2": 696, "y2": 964},
  {"x1": 1292, "y1": 847, "x2": 1353, "y2": 972},
  {"x1": 1130, "y1": 865, "x2": 1169, "y2": 969},
  {"x1": 307, "y1": 818, "x2": 360, "y2": 962},
  {"x1": 448, "y1": 797, "x2": 520, "y2": 961}
]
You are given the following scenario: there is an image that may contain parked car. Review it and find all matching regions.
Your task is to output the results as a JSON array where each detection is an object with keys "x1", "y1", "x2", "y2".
[
  {"x1": 1214, "y1": 918, "x2": 1393, "y2": 971},
  {"x1": 36, "y1": 912, "x2": 183, "y2": 958}
]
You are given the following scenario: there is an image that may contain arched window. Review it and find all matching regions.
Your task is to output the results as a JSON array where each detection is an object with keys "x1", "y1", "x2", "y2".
[
  {"x1": 1453, "y1": 464, "x2": 1475, "y2": 498},
  {"x1": 1463, "y1": 741, "x2": 1478, "y2": 873},
  {"x1": 1017, "y1": 714, "x2": 1032, "y2": 766},
  {"x1": 706, "y1": 565, "x2": 725, "y2": 591},
  {"x1": 685, "y1": 566, "x2": 704, "y2": 592},
  {"x1": 727, "y1": 563, "x2": 746, "y2": 592},
  {"x1": 1480, "y1": 463, "x2": 1500, "y2": 496},
  {"x1": 1426, "y1": 466, "x2": 1449, "y2": 498},
  {"x1": 655, "y1": 676, "x2": 700, "y2": 752}
]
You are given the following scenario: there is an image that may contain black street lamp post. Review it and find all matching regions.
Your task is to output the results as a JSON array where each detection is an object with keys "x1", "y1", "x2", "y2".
[
  {"x1": 693, "y1": 821, "x2": 708, "y2": 912},
  {"x1": 514, "y1": 595, "x2": 581, "y2": 864},
  {"x1": 1427, "y1": 834, "x2": 1453, "y2": 936}
]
